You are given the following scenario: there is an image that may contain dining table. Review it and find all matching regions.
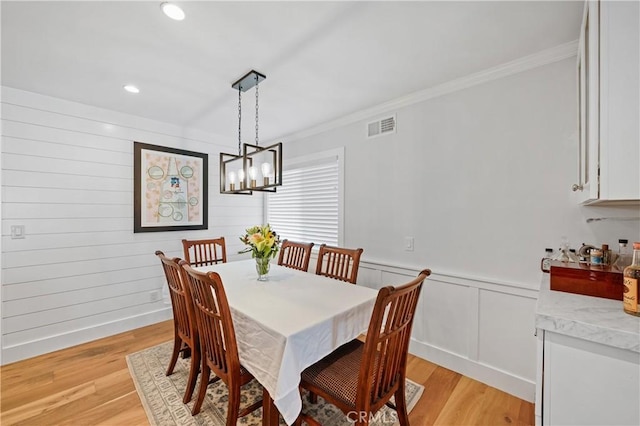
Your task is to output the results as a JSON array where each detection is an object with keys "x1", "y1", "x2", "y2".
[{"x1": 194, "y1": 258, "x2": 378, "y2": 426}]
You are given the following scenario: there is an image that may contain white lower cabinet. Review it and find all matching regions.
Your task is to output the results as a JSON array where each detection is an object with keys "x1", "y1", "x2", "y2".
[{"x1": 537, "y1": 330, "x2": 640, "y2": 425}]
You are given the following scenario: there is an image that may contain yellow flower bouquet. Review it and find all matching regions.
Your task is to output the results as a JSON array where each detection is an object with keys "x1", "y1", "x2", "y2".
[{"x1": 239, "y1": 224, "x2": 280, "y2": 280}]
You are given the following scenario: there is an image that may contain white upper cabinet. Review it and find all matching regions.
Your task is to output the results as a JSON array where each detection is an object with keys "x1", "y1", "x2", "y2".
[{"x1": 573, "y1": 1, "x2": 640, "y2": 204}]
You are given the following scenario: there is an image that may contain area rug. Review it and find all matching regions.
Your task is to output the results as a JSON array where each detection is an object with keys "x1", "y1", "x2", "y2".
[{"x1": 127, "y1": 341, "x2": 424, "y2": 426}]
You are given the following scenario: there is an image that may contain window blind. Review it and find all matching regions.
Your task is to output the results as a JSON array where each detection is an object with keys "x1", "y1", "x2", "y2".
[{"x1": 266, "y1": 159, "x2": 339, "y2": 246}]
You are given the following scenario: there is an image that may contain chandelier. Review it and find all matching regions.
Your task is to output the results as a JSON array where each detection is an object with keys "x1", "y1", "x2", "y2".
[{"x1": 220, "y1": 70, "x2": 282, "y2": 195}]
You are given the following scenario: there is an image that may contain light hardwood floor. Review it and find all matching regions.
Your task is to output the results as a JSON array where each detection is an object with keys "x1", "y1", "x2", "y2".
[{"x1": 1, "y1": 320, "x2": 533, "y2": 425}]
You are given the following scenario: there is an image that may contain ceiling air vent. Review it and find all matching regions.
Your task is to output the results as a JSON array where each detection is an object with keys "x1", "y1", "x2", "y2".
[{"x1": 367, "y1": 115, "x2": 396, "y2": 138}]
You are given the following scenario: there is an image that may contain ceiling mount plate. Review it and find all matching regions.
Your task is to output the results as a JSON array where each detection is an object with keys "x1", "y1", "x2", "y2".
[{"x1": 232, "y1": 70, "x2": 266, "y2": 92}]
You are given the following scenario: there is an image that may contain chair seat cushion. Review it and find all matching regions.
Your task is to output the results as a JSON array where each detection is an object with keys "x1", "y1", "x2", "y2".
[{"x1": 301, "y1": 339, "x2": 364, "y2": 409}]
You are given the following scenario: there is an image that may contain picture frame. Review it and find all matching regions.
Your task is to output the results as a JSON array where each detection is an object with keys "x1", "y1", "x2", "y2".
[{"x1": 133, "y1": 142, "x2": 208, "y2": 233}]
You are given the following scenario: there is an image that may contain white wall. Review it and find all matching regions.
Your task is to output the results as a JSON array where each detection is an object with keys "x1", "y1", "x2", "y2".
[
  {"x1": 283, "y1": 57, "x2": 640, "y2": 401},
  {"x1": 0, "y1": 87, "x2": 263, "y2": 364}
]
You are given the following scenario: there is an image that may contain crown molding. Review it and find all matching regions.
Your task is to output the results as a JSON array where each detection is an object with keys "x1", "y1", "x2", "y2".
[{"x1": 280, "y1": 40, "x2": 578, "y2": 144}]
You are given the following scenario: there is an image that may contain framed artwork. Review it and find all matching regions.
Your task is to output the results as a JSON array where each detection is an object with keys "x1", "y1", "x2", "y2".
[{"x1": 134, "y1": 142, "x2": 208, "y2": 233}]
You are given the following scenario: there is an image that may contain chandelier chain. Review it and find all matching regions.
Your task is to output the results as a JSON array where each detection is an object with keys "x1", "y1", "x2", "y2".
[
  {"x1": 237, "y1": 88, "x2": 242, "y2": 155},
  {"x1": 255, "y1": 76, "x2": 259, "y2": 146}
]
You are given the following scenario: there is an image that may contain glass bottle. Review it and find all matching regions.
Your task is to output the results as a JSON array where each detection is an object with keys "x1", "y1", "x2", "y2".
[
  {"x1": 622, "y1": 242, "x2": 640, "y2": 317},
  {"x1": 541, "y1": 248, "x2": 554, "y2": 272},
  {"x1": 601, "y1": 244, "x2": 611, "y2": 265},
  {"x1": 613, "y1": 239, "x2": 631, "y2": 270},
  {"x1": 553, "y1": 239, "x2": 579, "y2": 263}
]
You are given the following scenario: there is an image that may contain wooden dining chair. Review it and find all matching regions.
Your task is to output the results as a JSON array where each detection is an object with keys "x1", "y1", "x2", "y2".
[
  {"x1": 182, "y1": 237, "x2": 227, "y2": 267},
  {"x1": 315, "y1": 244, "x2": 364, "y2": 284},
  {"x1": 298, "y1": 269, "x2": 431, "y2": 426},
  {"x1": 155, "y1": 251, "x2": 200, "y2": 404},
  {"x1": 180, "y1": 262, "x2": 262, "y2": 422},
  {"x1": 277, "y1": 239, "x2": 315, "y2": 272}
]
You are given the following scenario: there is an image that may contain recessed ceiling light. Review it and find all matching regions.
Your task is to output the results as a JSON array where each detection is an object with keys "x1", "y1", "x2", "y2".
[
  {"x1": 123, "y1": 84, "x2": 140, "y2": 94},
  {"x1": 161, "y1": 2, "x2": 185, "y2": 21}
]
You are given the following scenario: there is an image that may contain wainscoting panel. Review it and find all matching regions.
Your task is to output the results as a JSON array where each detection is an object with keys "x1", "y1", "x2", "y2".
[
  {"x1": 420, "y1": 278, "x2": 472, "y2": 357},
  {"x1": 478, "y1": 289, "x2": 538, "y2": 382},
  {"x1": 359, "y1": 259, "x2": 538, "y2": 402}
]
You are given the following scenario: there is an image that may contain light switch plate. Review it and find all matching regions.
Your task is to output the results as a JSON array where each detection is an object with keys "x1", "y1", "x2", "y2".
[
  {"x1": 404, "y1": 237, "x2": 414, "y2": 251},
  {"x1": 11, "y1": 225, "x2": 25, "y2": 239}
]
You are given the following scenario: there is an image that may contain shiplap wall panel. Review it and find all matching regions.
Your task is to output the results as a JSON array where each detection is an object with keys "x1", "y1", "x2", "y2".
[
  {"x1": 3, "y1": 240, "x2": 174, "y2": 267},
  {"x1": 0, "y1": 216, "x2": 268, "y2": 235},
  {"x1": 3, "y1": 255, "x2": 154, "y2": 284},
  {"x1": 1, "y1": 87, "x2": 264, "y2": 363},
  {"x1": 2, "y1": 120, "x2": 132, "y2": 151},
  {"x1": 3, "y1": 203, "x2": 131, "y2": 219},
  {"x1": 3, "y1": 304, "x2": 167, "y2": 348},
  {"x1": 1, "y1": 103, "x2": 177, "y2": 144},
  {"x1": 1, "y1": 218, "x2": 131, "y2": 234},
  {"x1": 3, "y1": 187, "x2": 130, "y2": 205},
  {"x1": 3, "y1": 170, "x2": 132, "y2": 191},
  {"x1": 1, "y1": 88, "x2": 211, "y2": 138},
  {"x1": 3, "y1": 265, "x2": 160, "y2": 299},
  {"x1": 3, "y1": 136, "x2": 131, "y2": 165},
  {"x1": 4, "y1": 291, "x2": 157, "y2": 332},
  {"x1": 3, "y1": 152, "x2": 132, "y2": 177},
  {"x1": 2, "y1": 277, "x2": 161, "y2": 317},
  {"x1": 2, "y1": 231, "x2": 182, "y2": 251}
]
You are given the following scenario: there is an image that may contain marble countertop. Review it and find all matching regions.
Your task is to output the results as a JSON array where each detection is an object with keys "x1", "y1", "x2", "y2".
[{"x1": 536, "y1": 275, "x2": 640, "y2": 353}]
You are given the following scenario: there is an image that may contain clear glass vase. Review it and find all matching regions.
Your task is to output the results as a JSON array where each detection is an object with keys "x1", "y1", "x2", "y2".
[{"x1": 255, "y1": 257, "x2": 271, "y2": 281}]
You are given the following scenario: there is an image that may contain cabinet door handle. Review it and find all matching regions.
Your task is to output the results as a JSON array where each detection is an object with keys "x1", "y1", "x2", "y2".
[{"x1": 572, "y1": 184, "x2": 584, "y2": 192}]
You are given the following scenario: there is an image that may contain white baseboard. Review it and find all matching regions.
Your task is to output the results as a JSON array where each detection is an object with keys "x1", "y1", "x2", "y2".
[
  {"x1": 409, "y1": 338, "x2": 535, "y2": 403},
  {"x1": 1, "y1": 307, "x2": 172, "y2": 365}
]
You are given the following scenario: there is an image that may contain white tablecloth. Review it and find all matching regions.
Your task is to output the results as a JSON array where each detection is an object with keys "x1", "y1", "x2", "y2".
[{"x1": 195, "y1": 259, "x2": 378, "y2": 425}]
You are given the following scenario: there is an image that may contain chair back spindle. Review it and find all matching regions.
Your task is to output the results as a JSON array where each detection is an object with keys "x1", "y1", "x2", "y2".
[
  {"x1": 182, "y1": 237, "x2": 227, "y2": 267},
  {"x1": 315, "y1": 244, "x2": 364, "y2": 284},
  {"x1": 278, "y1": 239, "x2": 315, "y2": 271}
]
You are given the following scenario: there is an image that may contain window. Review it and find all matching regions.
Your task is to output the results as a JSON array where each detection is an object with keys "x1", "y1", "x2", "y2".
[{"x1": 266, "y1": 148, "x2": 343, "y2": 246}]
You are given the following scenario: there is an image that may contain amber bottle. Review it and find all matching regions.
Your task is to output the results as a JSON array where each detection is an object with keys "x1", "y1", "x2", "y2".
[{"x1": 622, "y1": 242, "x2": 640, "y2": 316}]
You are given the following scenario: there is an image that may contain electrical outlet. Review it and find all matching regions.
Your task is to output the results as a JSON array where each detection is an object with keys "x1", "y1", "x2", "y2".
[
  {"x1": 404, "y1": 237, "x2": 414, "y2": 252},
  {"x1": 149, "y1": 290, "x2": 161, "y2": 302},
  {"x1": 11, "y1": 225, "x2": 25, "y2": 239}
]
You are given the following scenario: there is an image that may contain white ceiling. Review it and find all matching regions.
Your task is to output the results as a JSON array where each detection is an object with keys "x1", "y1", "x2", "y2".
[{"x1": 1, "y1": 1, "x2": 583, "y2": 146}]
